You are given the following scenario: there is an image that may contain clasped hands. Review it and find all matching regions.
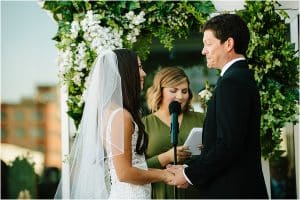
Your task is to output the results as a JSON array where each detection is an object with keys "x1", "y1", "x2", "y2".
[
  {"x1": 164, "y1": 164, "x2": 189, "y2": 189},
  {"x1": 161, "y1": 146, "x2": 190, "y2": 188},
  {"x1": 162, "y1": 145, "x2": 204, "y2": 188}
]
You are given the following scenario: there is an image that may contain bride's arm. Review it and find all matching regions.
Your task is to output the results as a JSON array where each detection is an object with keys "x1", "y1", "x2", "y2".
[{"x1": 111, "y1": 110, "x2": 173, "y2": 185}]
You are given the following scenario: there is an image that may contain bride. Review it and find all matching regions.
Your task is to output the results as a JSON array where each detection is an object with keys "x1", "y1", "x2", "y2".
[{"x1": 55, "y1": 49, "x2": 173, "y2": 199}]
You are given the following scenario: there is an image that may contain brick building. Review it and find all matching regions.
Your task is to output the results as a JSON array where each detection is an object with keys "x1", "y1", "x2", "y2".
[{"x1": 1, "y1": 85, "x2": 61, "y2": 168}]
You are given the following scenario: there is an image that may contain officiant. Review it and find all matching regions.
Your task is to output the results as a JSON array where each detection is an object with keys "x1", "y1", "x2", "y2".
[{"x1": 142, "y1": 67, "x2": 205, "y2": 199}]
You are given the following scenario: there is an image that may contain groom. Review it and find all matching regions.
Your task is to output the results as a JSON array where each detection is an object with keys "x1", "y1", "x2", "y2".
[{"x1": 167, "y1": 14, "x2": 268, "y2": 198}]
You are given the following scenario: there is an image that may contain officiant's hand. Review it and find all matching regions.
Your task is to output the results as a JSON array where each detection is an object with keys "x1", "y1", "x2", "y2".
[
  {"x1": 165, "y1": 146, "x2": 191, "y2": 163},
  {"x1": 197, "y1": 144, "x2": 204, "y2": 151},
  {"x1": 166, "y1": 165, "x2": 189, "y2": 188}
]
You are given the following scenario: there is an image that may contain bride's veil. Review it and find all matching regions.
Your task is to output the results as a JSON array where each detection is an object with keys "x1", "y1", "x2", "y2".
[{"x1": 55, "y1": 50, "x2": 124, "y2": 199}]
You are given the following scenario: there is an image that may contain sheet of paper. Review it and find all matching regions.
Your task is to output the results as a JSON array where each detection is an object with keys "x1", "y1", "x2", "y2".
[{"x1": 183, "y1": 127, "x2": 203, "y2": 155}]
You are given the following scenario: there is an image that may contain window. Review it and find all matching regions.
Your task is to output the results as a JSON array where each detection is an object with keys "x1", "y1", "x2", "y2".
[
  {"x1": 1, "y1": 111, "x2": 6, "y2": 120},
  {"x1": 1, "y1": 128, "x2": 6, "y2": 139},
  {"x1": 15, "y1": 128, "x2": 25, "y2": 138},
  {"x1": 31, "y1": 128, "x2": 44, "y2": 137},
  {"x1": 41, "y1": 92, "x2": 56, "y2": 102},
  {"x1": 14, "y1": 110, "x2": 24, "y2": 121},
  {"x1": 32, "y1": 111, "x2": 43, "y2": 121}
]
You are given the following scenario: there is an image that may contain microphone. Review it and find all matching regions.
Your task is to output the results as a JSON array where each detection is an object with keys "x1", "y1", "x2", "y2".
[{"x1": 169, "y1": 101, "x2": 181, "y2": 146}]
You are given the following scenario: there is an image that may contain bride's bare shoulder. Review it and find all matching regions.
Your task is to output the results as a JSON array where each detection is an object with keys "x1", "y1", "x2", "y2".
[
  {"x1": 111, "y1": 108, "x2": 135, "y2": 136},
  {"x1": 111, "y1": 108, "x2": 133, "y2": 124}
]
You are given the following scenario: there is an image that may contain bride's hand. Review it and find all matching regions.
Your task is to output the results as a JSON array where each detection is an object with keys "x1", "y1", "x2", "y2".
[{"x1": 161, "y1": 169, "x2": 174, "y2": 183}]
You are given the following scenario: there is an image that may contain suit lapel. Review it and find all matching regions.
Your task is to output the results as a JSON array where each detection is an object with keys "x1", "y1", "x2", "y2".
[
  {"x1": 214, "y1": 76, "x2": 222, "y2": 90},
  {"x1": 222, "y1": 60, "x2": 247, "y2": 78}
]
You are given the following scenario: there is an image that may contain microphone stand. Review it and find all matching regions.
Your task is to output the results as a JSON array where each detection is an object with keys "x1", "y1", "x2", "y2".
[
  {"x1": 171, "y1": 122, "x2": 178, "y2": 199},
  {"x1": 173, "y1": 143, "x2": 178, "y2": 199},
  {"x1": 169, "y1": 101, "x2": 181, "y2": 199}
]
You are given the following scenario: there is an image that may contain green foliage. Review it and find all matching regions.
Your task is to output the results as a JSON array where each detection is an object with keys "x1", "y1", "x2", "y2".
[
  {"x1": 43, "y1": 0, "x2": 299, "y2": 159},
  {"x1": 45, "y1": 1, "x2": 214, "y2": 52},
  {"x1": 43, "y1": 0, "x2": 215, "y2": 128},
  {"x1": 7, "y1": 156, "x2": 38, "y2": 199},
  {"x1": 238, "y1": 0, "x2": 299, "y2": 159}
]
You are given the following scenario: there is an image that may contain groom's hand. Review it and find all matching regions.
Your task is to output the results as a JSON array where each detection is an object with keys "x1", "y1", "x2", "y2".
[
  {"x1": 177, "y1": 182, "x2": 189, "y2": 189},
  {"x1": 162, "y1": 169, "x2": 175, "y2": 184},
  {"x1": 166, "y1": 165, "x2": 189, "y2": 188}
]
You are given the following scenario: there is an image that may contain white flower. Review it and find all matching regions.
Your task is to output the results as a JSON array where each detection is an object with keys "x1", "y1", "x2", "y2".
[
  {"x1": 58, "y1": 45, "x2": 75, "y2": 85},
  {"x1": 56, "y1": 8, "x2": 146, "y2": 101},
  {"x1": 72, "y1": 72, "x2": 84, "y2": 86},
  {"x1": 125, "y1": 11, "x2": 135, "y2": 20},
  {"x1": 57, "y1": 47, "x2": 73, "y2": 71},
  {"x1": 77, "y1": 42, "x2": 86, "y2": 57},
  {"x1": 133, "y1": 11, "x2": 146, "y2": 25},
  {"x1": 133, "y1": 28, "x2": 139, "y2": 36},
  {"x1": 70, "y1": 20, "x2": 80, "y2": 39},
  {"x1": 80, "y1": 80, "x2": 89, "y2": 104},
  {"x1": 126, "y1": 33, "x2": 137, "y2": 43},
  {"x1": 81, "y1": 10, "x2": 100, "y2": 32},
  {"x1": 78, "y1": 97, "x2": 84, "y2": 107},
  {"x1": 139, "y1": 11, "x2": 145, "y2": 17},
  {"x1": 198, "y1": 89, "x2": 212, "y2": 101}
]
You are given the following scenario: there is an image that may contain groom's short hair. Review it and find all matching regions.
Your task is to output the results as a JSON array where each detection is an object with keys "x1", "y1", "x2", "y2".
[{"x1": 202, "y1": 14, "x2": 250, "y2": 55}]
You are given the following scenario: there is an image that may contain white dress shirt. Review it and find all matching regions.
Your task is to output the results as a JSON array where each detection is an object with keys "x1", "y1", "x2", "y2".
[{"x1": 220, "y1": 57, "x2": 245, "y2": 76}]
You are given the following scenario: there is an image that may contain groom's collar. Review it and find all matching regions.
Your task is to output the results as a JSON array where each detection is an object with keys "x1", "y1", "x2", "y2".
[{"x1": 220, "y1": 57, "x2": 246, "y2": 76}]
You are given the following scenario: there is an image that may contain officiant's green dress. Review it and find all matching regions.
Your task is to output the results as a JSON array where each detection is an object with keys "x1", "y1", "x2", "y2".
[{"x1": 142, "y1": 111, "x2": 205, "y2": 199}]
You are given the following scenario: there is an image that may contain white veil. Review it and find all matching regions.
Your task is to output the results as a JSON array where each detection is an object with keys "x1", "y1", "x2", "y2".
[{"x1": 55, "y1": 50, "x2": 124, "y2": 199}]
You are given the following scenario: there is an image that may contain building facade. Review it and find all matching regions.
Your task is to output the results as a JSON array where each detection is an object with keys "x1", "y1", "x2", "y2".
[{"x1": 1, "y1": 85, "x2": 61, "y2": 168}]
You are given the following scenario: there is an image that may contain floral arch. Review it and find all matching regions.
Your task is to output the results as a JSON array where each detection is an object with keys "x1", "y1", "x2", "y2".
[
  {"x1": 43, "y1": 0, "x2": 299, "y2": 161},
  {"x1": 42, "y1": 1, "x2": 215, "y2": 128}
]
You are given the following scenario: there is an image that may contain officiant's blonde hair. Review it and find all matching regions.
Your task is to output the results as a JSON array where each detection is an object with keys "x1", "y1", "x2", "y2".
[{"x1": 146, "y1": 67, "x2": 193, "y2": 113}]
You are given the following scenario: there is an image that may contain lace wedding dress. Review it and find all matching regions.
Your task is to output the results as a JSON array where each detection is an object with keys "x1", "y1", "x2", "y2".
[{"x1": 106, "y1": 108, "x2": 151, "y2": 199}]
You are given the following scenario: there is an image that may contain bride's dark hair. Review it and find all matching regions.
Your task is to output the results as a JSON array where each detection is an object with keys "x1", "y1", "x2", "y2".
[{"x1": 113, "y1": 49, "x2": 148, "y2": 155}]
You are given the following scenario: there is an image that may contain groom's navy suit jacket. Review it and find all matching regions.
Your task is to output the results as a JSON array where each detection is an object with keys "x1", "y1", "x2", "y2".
[{"x1": 185, "y1": 60, "x2": 268, "y2": 198}]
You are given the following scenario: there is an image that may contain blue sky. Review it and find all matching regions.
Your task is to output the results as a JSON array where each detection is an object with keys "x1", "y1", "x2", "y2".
[{"x1": 2, "y1": 1, "x2": 58, "y2": 103}]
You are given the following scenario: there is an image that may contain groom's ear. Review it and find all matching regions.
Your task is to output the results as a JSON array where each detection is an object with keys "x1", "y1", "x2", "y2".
[{"x1": 225, "y1": 37, "x2": 235, "y2": 53}]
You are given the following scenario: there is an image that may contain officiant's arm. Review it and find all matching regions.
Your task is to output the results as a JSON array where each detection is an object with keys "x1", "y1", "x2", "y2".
[
  {"x1": 148, "y1": 146, "x2": 190, "y2": 168},
  {"x1": 111, "y1": 110, "x2": 173, "y2": 185}
]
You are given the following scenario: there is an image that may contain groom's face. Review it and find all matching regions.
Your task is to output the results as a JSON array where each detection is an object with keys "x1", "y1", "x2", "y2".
[{"x1": 202, "y1": 30, "x2": 228, "y2": 70}]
